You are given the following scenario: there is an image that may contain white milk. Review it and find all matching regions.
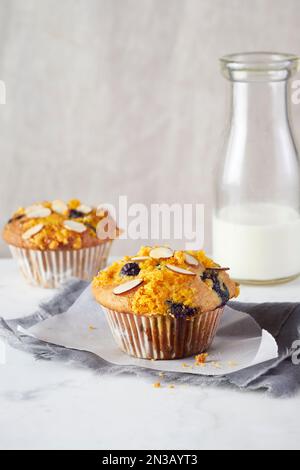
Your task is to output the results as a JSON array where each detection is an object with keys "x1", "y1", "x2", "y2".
[{"x1": 213, "y1": 203, "x2": 300, "y2": 282}]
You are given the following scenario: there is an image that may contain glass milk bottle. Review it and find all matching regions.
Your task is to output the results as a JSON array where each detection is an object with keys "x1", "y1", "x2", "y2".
[{"x1": 213, "y1": 52, "x2": 300, "y2": 284}]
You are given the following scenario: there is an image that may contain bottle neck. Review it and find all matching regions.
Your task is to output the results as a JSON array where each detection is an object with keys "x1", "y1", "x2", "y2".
[
  {"x1": 219, "y1": 76, "x2": 299, "y2": 211},
  {"x1": 231, "y1": 80, "x2": 289, "y2": 129}
]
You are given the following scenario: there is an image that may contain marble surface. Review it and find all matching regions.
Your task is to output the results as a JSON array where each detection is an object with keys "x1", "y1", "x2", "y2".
[{"x1": 1, "y1": 258, "x2": 300, "y2": 450}]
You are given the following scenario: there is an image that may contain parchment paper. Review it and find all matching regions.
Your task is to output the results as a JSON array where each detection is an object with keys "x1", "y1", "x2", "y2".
[{"x1": 19, "y1": 285, "x2": 278, "y2": 376}]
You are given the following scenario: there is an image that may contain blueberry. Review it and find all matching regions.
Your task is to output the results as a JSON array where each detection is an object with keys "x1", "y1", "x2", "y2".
[
  {"x1": 201, "y1": 270, "x2": 229, "y2": 305},
  {"x1": 120, "y1": 262, "x2": 141, "y2": 277},
  {"x1": 69, "y1": 209, "x2": 85, "y2": 219},
  {"x1": 166, "y1": 301, "x2": 198, "y2": 319}
]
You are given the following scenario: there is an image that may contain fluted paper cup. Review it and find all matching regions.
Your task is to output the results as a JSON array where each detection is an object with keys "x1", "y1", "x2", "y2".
[
  {"x1": 9, "y1": 242, "x2": 112, "y2": 288},
  {"x1": 103, "y1": 306, "x2": 224, "y2": 360}
]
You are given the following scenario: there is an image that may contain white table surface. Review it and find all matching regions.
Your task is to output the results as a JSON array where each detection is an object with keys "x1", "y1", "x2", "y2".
[{"x1": 1, "y1": 258, "x2": 300, "y2": 450}]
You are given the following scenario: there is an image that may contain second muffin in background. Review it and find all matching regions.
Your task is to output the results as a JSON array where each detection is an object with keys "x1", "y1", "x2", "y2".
[
  {"x1": 93, "y1": 246, "x2": 239, "y2": 360},
  {"x1": 3, "y1": 199, "x2": 119, "y2": 288}
]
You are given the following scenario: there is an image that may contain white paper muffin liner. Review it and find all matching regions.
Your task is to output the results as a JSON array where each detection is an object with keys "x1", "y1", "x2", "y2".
[
  {"x1": 9, "y1": 242, "x2": 112, "y2": 288},
  {"x1": 103, "y1": 306, "x2": 224, "y2": 360}
]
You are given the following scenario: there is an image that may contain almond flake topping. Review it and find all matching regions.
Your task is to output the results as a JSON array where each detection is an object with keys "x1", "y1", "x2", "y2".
[
  {"x1": 51, "y1": 200, "x2": 68, "y2": 215},
  {"x1": 113, "y1": 279, "x2": 143, "y2": 295},
  {"x1": 22, "y1": 224, "x2": 44, "y2": 240},
  {"x1": 25, "y1": 204, "x2": 42, "y2": 213},
  {"x1": 149, "y1": 247, "x2": 174, "y2": 260},
  {"x1": 184, "y1": 253, "x2": 199, "y2": 267},
  {"x1": 77, "y1": 204, "x2": 92, "y2": 215},
  {"x1": 25, "y1": 205, "x2": 51, "y2": 219},
  {"x1": 165, "y1": 264, "x2": 196, "y2": 276},
  {"x1": 131, "y1": 256, "x2": 151, "y2": 261},
  {"x1": 63, "y1": 220, "x2": 87, "y2": 233}
]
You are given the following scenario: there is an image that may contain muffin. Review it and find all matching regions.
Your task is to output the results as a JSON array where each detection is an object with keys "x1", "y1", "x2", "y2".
[
  {"x1": 3, "y1": 199, "x2": 119, "y2": 288},
  {"x1": 92, "y1": 246, "x2": 239, "y2": 360}
]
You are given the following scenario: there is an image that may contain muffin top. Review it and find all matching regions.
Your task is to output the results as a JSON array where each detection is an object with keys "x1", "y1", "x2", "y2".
[
  {"x1": 3, "y1": 199, "x2": 119, "y2": 251},
  {"x1": 92, "y1": 246, "x2": 240, "y2": 316}
]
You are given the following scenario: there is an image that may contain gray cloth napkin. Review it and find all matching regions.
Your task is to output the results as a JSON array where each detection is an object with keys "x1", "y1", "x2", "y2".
[{"x1": 1, "y1": 280, "x2": 299, "y2": 397}]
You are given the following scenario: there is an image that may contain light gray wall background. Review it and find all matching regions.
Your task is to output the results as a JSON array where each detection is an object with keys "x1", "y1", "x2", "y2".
[{"x1": 0, "y1": 0, "x2": 300, "y2": 257}]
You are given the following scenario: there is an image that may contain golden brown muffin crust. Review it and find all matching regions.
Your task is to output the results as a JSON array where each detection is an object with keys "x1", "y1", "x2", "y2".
[
  {"x1": 92, "y1": 246, "x2": 239, "y2": 316},
  {"x1": 3, "y1": 199, "x2": 119, "y2": 251}
]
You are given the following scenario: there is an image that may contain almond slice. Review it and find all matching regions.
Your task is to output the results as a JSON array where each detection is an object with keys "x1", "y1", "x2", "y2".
[
  {"x1": 22, "y1": 224, "x2": 44, "y2": 240},
  {"x1": 131, "y1": 256, "x2": 151, "y2": 261},
  {"x1": 52, "y1": 200, "x2": 68, "y2": 215},
  {"x1": 206, "y1": 266, "x2": 230, "y2": 271},
  {"x1": 150, "y1": 247, "x2": 174, "y2": 260},
  {"x1": 165, "y1": 264, "x2": 196, "y2": 276},
  {"x1": 63, "y1": 220, "x2": 87, "y2": 233},
  {"x1": 184, "y1": 253, "x2": 199, "y2": 267},
  {"x1": 25, "y1": 204, "x2": 43, "y2": 213},
  {"x1": 25, "y1": 206, "x2": 51, "y2": 219},
  {"x1": 113, "y1": 279, "x2": 143, "y2": 295},
  {"x1": 77, "y1": 204, "x2": 92, "y2": 215}
]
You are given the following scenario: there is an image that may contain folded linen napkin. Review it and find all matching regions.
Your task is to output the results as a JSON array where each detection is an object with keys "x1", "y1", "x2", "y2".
[{"x1": 0, "y1": 280, "x2": 299, "y2": 397}]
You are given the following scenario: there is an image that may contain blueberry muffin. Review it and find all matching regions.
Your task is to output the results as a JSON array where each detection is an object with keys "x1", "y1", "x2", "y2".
[
  {"x1": 92, "y1": 246, "x2": 239, "y2": 360},
  {"x1": 3, "y1": 199, "x2": 119, "y2": 288}
]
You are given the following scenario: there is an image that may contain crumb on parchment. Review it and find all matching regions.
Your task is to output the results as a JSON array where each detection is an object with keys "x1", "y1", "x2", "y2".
[
  {"x1": 227, "y1": 360, "x2": 238, "y2": 367},
  {"x1": 211, "y1": 361, "x2": 222, "y2": 369},
  {"x1": 195, "y1": 353, "x2": 208, "y2": 365}
]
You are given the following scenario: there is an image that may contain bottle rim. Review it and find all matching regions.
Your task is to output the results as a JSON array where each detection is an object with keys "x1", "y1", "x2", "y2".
[
  {"x1": 220, "y1": 52, "x2": 299, "y2": 82},
  {"x1": 220, "y1": 52, "x2": 299, "y2": 69}
]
